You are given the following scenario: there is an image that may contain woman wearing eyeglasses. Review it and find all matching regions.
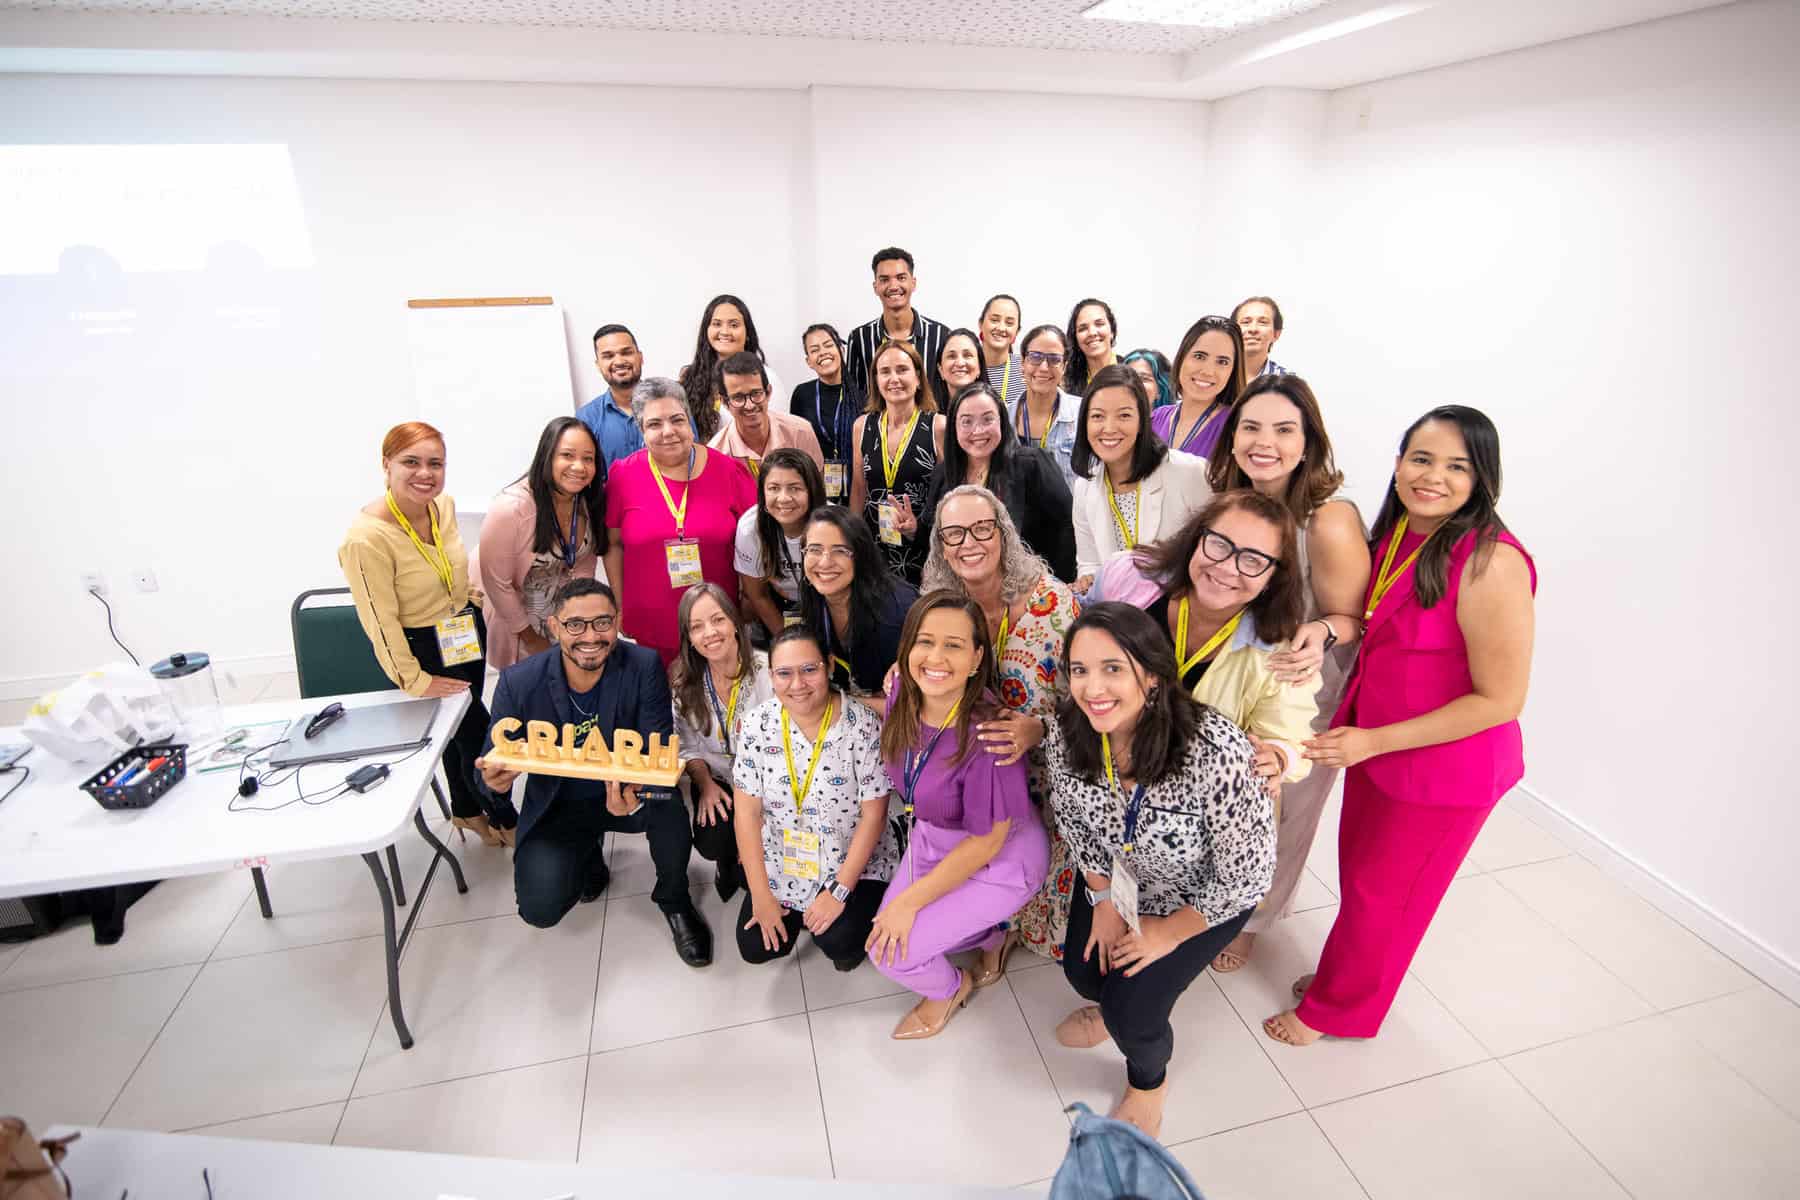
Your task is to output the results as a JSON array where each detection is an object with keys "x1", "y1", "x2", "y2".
[
  {"x1": 1265, "y1": 406, "x2": 1535, "y2": 1048},
  {"x1": 1047, "y1": 602, "x2": 1275, "y2": 1139},
  {"x1": 1090, "y1": 492, "x2": 1320, "y2": 800},
  {"x1": 869, "y1": 591, "x2": 1048, "y2": 1038},
  {"x1": 479, "y1": 417, "x2": 607, "y2": 672},
  {"x1": 909, "y1": 382, "x2": 1076, "y2": 583},
  {"x1": 731, "y1": 625, "x2": 899, "y2": 971},
  {"x1": 735, "y1": 449, "x2": 829, "y2": 639},
  {"x1": 1071, "y1": 365, "x2": 1213, "y2": 596},
  {"x1": 919, "y1": 486, "x2": 1081, "y2": 969},
  {"x1": 670, "y1": 584, "x2": 775, "y2": 904},
  {"x1": 1149, "y1": 316, "x2": 1247, "y2": 462},
  {"x1": 604, "y1": 378, "x2": 758, "y2": 666},
  {"x1": 1200, "y1": 375, "x2": 1370, "y2": 974},
  {"x1": 1012, "y1": 324, "x2": 1082, "y2": 489},
  {"x1": 798, "y1": 506, "x2": 919, "y2": 709},
  {"x1": 849, "y1": 340, "x2": 943, "y2": 585}
]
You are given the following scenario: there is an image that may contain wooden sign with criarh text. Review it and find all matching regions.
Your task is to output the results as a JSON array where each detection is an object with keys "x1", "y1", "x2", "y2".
[{"x1": 487, "y1": 719, "x2": 682, "y2": 787}]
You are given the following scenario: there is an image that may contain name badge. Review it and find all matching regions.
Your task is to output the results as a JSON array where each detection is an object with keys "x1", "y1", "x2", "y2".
[
  {"x1": 434, "y1": 611, "x2": 482, "y2": 667},
  {"x1": 781, "y1": 827, "x2": 822, "y2": 880},
  {"x1": 824, "y1": 462, "x2": 846, "y2": 498},
  {"x1": 664, "y1": 538, "x2": 704, "y2": 587},
  {"x1": 877, "y1": 500, "x2": 902, "y2": 546},
  {"x1": 1109, "y1": 853, "x2": 1141, "y2": 935},
  {"x1": 783, "y1": 613, "x2": 802, "y2": 628}
]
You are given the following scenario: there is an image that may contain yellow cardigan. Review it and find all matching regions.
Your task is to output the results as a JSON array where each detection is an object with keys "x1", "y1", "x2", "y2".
[
  {"x1": 1191, "y1": 620, "x2": 1321, "y2": 784},
  {"x1": 339, "y1": 495, "x2": 473, "y2": 696}
]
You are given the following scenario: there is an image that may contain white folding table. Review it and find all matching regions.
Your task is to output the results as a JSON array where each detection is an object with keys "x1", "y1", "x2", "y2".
[{"x1": 0, "y1": 689, "x2": 473, "y2": 1049}]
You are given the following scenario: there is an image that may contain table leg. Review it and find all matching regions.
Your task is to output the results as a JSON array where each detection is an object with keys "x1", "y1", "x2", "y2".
[
  {"x1": 363, "y1": 851, "x2": 413, "y2": 1051},
  {"x1": 251, "y1": 866, "x2": 273, "y2": 919},
  {"x1": 386, "y1": 844, "x2": 406, "y2": 907},
  {"x1": 431, "y1": 777, "x2": 453, "y2": 823},
  {"x1": 414, "y1": 807, "x2": 469, "y2": 894}
]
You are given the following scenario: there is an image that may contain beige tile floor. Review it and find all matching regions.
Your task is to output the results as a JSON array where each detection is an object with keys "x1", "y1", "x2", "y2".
[{"x1": 3, "y1": 674, "x2": 1797, "y2": 1195}]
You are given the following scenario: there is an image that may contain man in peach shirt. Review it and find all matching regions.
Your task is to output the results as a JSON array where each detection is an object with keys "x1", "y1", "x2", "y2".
[{"x1": 708, "y1": 351, "x2": 825, "y2": 478}]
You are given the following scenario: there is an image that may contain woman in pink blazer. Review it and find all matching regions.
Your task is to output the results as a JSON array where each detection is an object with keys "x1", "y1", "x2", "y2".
[
  {"x1": 479, "y1": 418, "x2": 607, "y2": 671},
  {"x1": 1264, "y1": 406, "x2": 1536, "y2": 1045}
]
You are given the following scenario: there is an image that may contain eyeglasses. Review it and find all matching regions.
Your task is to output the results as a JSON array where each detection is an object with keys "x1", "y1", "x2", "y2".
[
  {"x1": 955, "y1": 412, "x2": 1000, "y2": 433},
  {"x1": 802, "y1": 543, "x2": 854, "y2": 562},
  {"x1": 1198, "y1": 528, "x2": 1279, "y2": 578},
  {"x1": 1023, "y1": 351, "x2": 1065, "y2": 367},
  {"x1": 726, "y1": 388, "x2": 768, "y2": 410},
  {"x1": 557, "y1": 614, "x2": 617, "y2": 634},
  {"x1": 938, "y1": 519, "x2": 999, "y2": 547},
  {"x1": 772, "y1": 662, "x2": 825, "y2": 683}
]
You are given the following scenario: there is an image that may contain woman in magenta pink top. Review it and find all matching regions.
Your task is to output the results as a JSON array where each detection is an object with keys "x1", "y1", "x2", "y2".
[
  {"x1": 603, "y1": 378, "x2": 758, "y2": 665},
  {"x1": 1263, "y1": 406, "x2": 1537, "y2": 1045}
]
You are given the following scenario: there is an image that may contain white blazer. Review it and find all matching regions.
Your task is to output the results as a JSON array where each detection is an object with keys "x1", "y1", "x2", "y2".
[{"x1": 1072, "y1": 449, "x2": 1213, "y2": 580}]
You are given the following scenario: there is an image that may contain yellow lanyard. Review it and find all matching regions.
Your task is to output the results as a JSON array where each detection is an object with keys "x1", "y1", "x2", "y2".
[
  {"x1": 1017, "y1": 394, "x2": 1053, "y2": 449},
  {"x1": 995, "y1": 611, "x2": 1010, "y2": 657},
  {"x1": 704, "y1": 670, "x2": 744, "y2": 751},
  {"x1": 781, "y1": 699, "x2": 834, "y2": 818},
  {"x1": 1101, "y1": 732, "x2": 1146, "y2": 854},
  {"x1": 385, "y1": 491, "x2": 454, "y2": 596},
  {"x1": 649, "y1": 447, "x2": 696, "y2": 538},
  {"x1": 999, "y1": 360, "x2": 1013, "y2": 412},
  {"x1": 879, "y1": 408, "x2": 920, "y2": 491},
  {"x1": 1365, "y1": 514, "x2": 1424, "y2": 621},
  {"x1": 1175, "y1": 597, "x2": 1243, "y2": 678},
  {"x1": 1104, "y1": 473, "x2": 1138, "y2": 549},
  {"x1": 1172, "y1": 402, "x2": 1223, "y2": 456}
]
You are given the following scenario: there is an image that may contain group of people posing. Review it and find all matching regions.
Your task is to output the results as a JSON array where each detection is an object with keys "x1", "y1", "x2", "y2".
[{"x1": 337, "y1": 245, "x2": 1538, "y2": 1141}]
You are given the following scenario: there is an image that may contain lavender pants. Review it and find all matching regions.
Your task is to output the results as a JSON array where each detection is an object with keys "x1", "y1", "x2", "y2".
[{"x1": 872, "y1": 814, "x2": 1050, "y2": 1000}]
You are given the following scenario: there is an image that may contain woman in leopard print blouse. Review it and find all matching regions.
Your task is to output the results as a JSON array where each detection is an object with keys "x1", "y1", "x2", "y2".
[{"x1": 1044, "y1": 601, "x2": 1275, "y2": 1141}]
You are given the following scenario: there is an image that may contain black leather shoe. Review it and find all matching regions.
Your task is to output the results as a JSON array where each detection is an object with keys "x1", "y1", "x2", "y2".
[
  {"x1": 832, "y1": 951, "x2": 865, "y2": 973},
  {"x1": 665, "y1": 904, "x2": 713, "y2": 967},
  {"x1": 578, "y1": 863, "x2": 611, "y2": 904},
  {"x1": 713, "y1": 862, "x2": 741, "y2": 904}
]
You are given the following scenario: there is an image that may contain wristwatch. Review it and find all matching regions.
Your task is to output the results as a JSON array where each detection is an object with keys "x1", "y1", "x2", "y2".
[
  {"x1": 1085, "y1": 885, "x2": 1112, "y2": 907},
  {"x1": 1316, "y1": 619, "x2": 1339, "y2": 653},
  {"x1": 828, "y1": 880, "x2": 852, "y2": 903}
]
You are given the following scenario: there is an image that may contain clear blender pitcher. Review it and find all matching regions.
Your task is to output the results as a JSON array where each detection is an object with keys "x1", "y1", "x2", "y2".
[{"x1": 149, "y1": 652, "x2": 225, "y2": 740}]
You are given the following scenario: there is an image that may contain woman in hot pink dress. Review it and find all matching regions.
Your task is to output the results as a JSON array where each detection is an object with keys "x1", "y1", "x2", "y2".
[
  {"x1": 1264, "y1": 406, "x2": 1536, "y2": 1045},
  {"x1": 603, "y1": 378, "x2": 757, "y2": 665}
]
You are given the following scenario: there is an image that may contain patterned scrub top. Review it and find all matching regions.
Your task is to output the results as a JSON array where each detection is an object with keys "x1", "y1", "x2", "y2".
[
  {"x1": 1043, "y1": 707, "x2": 1276, "y2": 924},
  {"x1": 732, "y1": 694, "x2": 899, "y2": 910}
]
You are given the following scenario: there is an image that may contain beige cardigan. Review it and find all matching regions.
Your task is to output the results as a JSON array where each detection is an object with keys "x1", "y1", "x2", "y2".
[{"x1": 1071, "y1": 449, "x2": 1213, "y2": 580}]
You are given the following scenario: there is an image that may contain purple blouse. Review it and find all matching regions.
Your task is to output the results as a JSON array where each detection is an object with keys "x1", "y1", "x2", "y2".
[
  {"x1": 1151, "y1": 401, "x2": 1228, "y2": 461},
  {"x1": 883, "y1": 712, "x2": 1034, "y2": 834}
]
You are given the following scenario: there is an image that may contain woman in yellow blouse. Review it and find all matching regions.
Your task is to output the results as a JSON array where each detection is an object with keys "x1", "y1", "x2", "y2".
[{"x1": 339, "y1": 421, "x2": 509, "y2": 846}]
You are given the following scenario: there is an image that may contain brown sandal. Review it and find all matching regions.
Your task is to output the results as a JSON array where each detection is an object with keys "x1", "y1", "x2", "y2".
[
  {"x1": 1262, "y1": 1009, "x2": 1324, "y2": 1047},
  {"x1": 1055, "y1": 1004, "x2": 1112, "y2": 1048},
  {"x1": 1291, "y1": 973, "x2": 1315, "y2": 1002},
  {"x1": 1210, "y1": 932, "x2": 1256, "y2": 973}
]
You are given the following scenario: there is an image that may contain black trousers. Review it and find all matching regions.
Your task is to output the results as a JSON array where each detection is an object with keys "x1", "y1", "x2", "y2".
[
  {"x1": 401, "y1": 612, "x2": 496, "y2": 823},
  {"x1": 735, "y1": 878, "x2": 887, "y2": 967},
  {"x1": 1063, "y1": 886, "x2": 1254, "y2": 1091},
  {"x1": 514, "y1": 788, "x2": 695, "y2": 927},
  {"x1": 686, "y1": 766, "x2": 741, "y2": 880}
]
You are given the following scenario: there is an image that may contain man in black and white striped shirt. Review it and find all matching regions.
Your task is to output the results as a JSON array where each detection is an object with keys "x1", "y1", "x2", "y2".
[{"x1": 842, "y1": 246, "x2": 950, "y2": 408}]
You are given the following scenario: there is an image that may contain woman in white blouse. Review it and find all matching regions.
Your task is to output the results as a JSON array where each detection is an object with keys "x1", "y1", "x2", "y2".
[
  {"x1": 731, "y1": 625, "x2": 899, "y2": 971},
  {"x1": 1045, "y1": 601, "x2": 1275, "y2": 1140},
  {"x1": 1071, "y1": 365, "x2": 1212, "y2": 595},
  {"x1": 669, "y1": 584, "x2": 775, "y2": 904}
]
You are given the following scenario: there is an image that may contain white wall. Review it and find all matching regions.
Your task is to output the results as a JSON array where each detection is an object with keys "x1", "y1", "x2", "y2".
[
  {"x1": 0, "y1": 74, "x2": 1211, "y2": 691},
  {"x1": 1300, "y1": 0, "x2": 1800, "y2": 973}
]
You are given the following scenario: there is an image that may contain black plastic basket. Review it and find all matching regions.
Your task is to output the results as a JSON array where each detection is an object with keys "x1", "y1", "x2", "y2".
[{"x1": 81, "y1": 743, "x2": 188, "y2": 811}]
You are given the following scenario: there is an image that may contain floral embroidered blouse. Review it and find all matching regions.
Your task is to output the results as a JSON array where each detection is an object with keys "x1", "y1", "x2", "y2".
[
  {"x1": 732, "y1": 694, "x2": 899, "y2": 909},
  {"x1": 1044, "y1": 707, "x2": 1276, "y2": 925},
  {"x1": 995, "y1": 574, "x2": 1081, "y2": 798}
]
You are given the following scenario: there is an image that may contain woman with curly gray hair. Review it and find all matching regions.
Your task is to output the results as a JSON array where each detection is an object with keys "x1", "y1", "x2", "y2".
[{"x1": 921, "y1": 484, "x2": 1082, "y2": 970}]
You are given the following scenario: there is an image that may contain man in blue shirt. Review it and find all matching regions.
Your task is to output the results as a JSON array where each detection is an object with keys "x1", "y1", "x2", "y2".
[
  {"x1": 475, "y1": 578, "x2": 712, "y2": 967},
  {"x1": 575, "y1": 323, "x2": 647, "y2": 473}
]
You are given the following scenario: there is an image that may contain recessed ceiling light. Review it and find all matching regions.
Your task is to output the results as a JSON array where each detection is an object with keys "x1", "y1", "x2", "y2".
[{"x1": 1082, "y1": 0, "x2": 1335, "y2": 31}]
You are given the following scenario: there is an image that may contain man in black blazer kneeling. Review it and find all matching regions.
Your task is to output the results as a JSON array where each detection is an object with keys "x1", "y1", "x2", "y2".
[{"x1": 475, "y1": 578, "x2": 711, "y2": 966}]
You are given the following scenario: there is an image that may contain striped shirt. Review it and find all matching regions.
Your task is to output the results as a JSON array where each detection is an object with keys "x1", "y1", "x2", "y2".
[
  {"x1": 843, "y1": 310, "x2": 950, "y2": 409},
  {"x1": 984, "y1": 355, "x2": 1026, "y2": 412},
  {"x1": 1259, "y1": 358, "x2": 1289, "y2": 377}
]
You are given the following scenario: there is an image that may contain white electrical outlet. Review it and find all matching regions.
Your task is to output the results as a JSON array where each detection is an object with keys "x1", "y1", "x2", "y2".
[
  {"x1": 132, "y1": 568, "x2": 159, "y2": 593},
  {"x1": 81, "y1": 571, "x2": 106, "y2": 596}
]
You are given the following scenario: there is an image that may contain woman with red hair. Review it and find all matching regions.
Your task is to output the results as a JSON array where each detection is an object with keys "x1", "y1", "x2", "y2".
[{"x1": 340, "y1": 421, "x2": 510, "y2": 846}]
